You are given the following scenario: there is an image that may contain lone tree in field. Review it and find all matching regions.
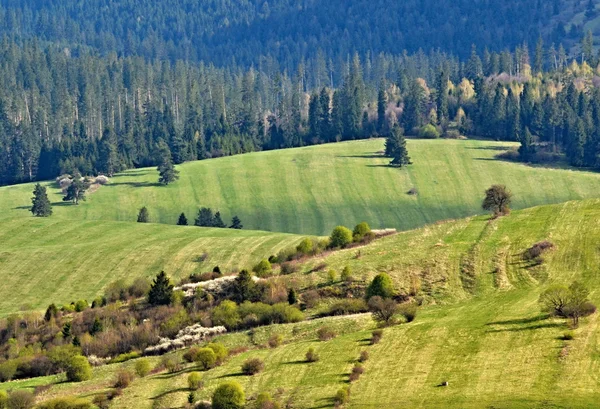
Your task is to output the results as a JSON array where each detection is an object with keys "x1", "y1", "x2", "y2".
[
  {"x1": 539, "y1": 281, "x2": 596, "y2": 326},
  {"x1": 148, "y1": 271, "x2": 174, "y2": 306},
  {"x1": 230, "y1": 216, "x2": 243, "y2": 229},
  {"x1": 385, "y1": 124, "x2": 412, "y2": 167},
  {"x1": 156, "y1": 140, "x2": 180, "y2": 185},
  {"x1": 137, "y1": 207, "x2": 149, "y2": 223},
  {"x1": 63, "y1": 174, "x2": 90, "y2": 204},
  {"x1": 31, "y1": 183, "x2": 52, "y2": 217},
  {"x1": 177, "y1": 212, "x2": 188, "y2": 225},
  {"x1": 482, "y1": 184, "x2": 512, "y2": 217}
]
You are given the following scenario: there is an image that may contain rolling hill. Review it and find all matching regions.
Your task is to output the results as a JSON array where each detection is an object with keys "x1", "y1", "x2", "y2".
[
  {"x1": 3, "y1": 139, "x2": 600, "y2": 236},
  {"x1": 4, "y1": 199, "x2": 600, "y2": 409}
]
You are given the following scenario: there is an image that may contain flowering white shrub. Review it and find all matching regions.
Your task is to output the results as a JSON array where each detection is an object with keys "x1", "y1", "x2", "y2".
[
  {"x1": 371, "y1": 229, "x2": 397, "y2": 237},
  {"x1": 95, "y1": 175, "x2": 110, "y2": 185},
  {"x1": 87, "y1": 355, "x2": 110, "y2": 367},
  {"x1": 176, "y1": 275, "x2": 261, "y2": 298},
  {"x1": 144, "y1": 324, "x2": 226, "y2": 355}
]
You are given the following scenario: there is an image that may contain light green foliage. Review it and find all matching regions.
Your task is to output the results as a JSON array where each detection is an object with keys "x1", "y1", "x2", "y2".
[
  {"x1": 212, "y1": 381, "x2": 245, "y2": 409},
  {"x1": 134, "y1": 358, "x2": 151, "y2": 377},
  {"x1": 65, "y1": 356, "x2": 92, "y2": 382},
  {"x1": 188, "y1": 372, "x2": 203, "y2": 390},
  {"x1": 419, "y1": 123, "x2": 441, "y2": 139},
  {"x1": 195, "y1": 348, "x2": 217, "y2": 370},
  {"x1": 206, "y1": 343, "x2": 229, "y2": 364},
  {"x1": 253, "y1": 259, "x2": 273, "y2": 278},
  {"x1": 37, "y1": 397, "x2": 94, "y2": 409},
  {"x1": 212, "y1": 301, "x2": 241, "y2": 330},
  {"x1": 74, "y1": 299, "x2": 88, "y2": 312},
  {"x1": 341, "y1": 266, "x2": 352, "y2": 282},
  {"x1": 366, "y1": 273, "x2": 395, "y2": 299},
  {"x1": 296, "y1": 238, "x2": 315, "y2": 255},
  {"x1": 327, "y1": 269, "x2": 337, "y2": 283},
  {"x1": 352, "y1": 221, "x2": 371, "y2": 242},
  {"x1": 329, "y1": 226, "x2": 353, "y2": 248},
  {"x1": 0, "y1": 390, "x2": 7, "y2": 409}
]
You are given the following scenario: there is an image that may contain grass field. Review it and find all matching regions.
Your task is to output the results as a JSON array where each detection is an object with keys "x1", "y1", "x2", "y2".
[
  {"x1": 3, "y1": 139, "x2": 600, "y2": 235},
  {"x1": 0, "y1": 218, "x2": 302, "y2": 315},
  {"x1": 4, "y1": 199, "x2": 600, "y2": 408}
]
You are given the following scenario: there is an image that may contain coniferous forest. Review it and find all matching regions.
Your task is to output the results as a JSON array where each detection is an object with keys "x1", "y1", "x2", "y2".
[{"x1": 1, "y1": 0, "x2": 600, "y2": 186}]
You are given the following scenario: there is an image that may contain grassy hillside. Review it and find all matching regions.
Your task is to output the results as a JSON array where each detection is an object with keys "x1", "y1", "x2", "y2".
[
  {"x1": 3, "y1": 139, "x2": 600, "y2": 235},
  {"x1": 0, "y1": 218, "x2": 302, "y2": 315},
  {"x1": 5, "y1": 200, "x2": 600, "y2": 409}
]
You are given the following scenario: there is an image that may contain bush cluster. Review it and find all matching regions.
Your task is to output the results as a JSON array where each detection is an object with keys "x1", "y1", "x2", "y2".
[{"x1": 241, "y1": 357, "x2": 265, "y2": 375}]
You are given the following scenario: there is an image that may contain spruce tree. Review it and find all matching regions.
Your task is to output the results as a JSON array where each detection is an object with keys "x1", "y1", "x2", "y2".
[
  {"x1": 213, "y1": 211, "x2": 226, "y2": 228},
  {"x1": 387, "y1": 125, "x2": 412, "y2": 167},
  {"x1": 195, "y1": 207, "x2": 214, "y2": 227},
  {"x1": 288, "y1": 288, "x2": 298, "y2": 305},
  {"x1": 137, "y1": 207, "x2": 149, "y2": 223},
  {"x1": 156, "y1": 140, "x2": 180, "y2": 185},
  {"x1": 436, "y1": 70, "x2": 449, "y2": 125},
  {"x1": 63, "y1": 174, "x2": 90, "y2": 205},
  {"x1": 177, "y1": 212, "x2": 188, "y2": 226},
  {"x1": 230, "y1": 216, "x2": 243, "y2": 229},
  {"x1": 519, "y1": 127, "x2": 535, "y2": 162},
  {"x1": 31, "y1": 183, "x2": 52, "y2": 217},
  {"x1": 377, "y1": 85, "x2": 387, "y2": 134},
  {"x1": 148, "y1": 271, "x2": 174, "y2": 306}
]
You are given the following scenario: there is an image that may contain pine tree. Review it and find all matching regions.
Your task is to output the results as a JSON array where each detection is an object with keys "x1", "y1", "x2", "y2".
[
  {"x1": 288, "y1": 288, "x2": 298, "y2": 305},
  {"x1": 63, "y1": 174, "x2": 90, "y2": 205},
  {"x1": 377, "y1": 85, "x2": 388, "y2": 134},
  {"x1": 156, "y1": 140, "x2": 180, "y2": 185},
  {"x1": 233, "y1": 270, "x2": 256, "y2": 303},
  {"x1": 230, "y1": 216, "x2": 243, "y2": 229},
  {"x1": 318, "y1": 87, "x2": 332, "y2": 141},
  {"x1": 99, "y1": 127, "x2": 119, "y2": 176},
  {"x1": 213, "y1": 211, "x2": 226, "y2": 228},
  {"x1": 519, "y1": 127, "x2": 535, "y2": 161},
  {"x1": 137, "y1": 207, "x2": 149, "y2": 223},
  {"x1": 90, "y1": 317, "x2": 103, "y2": 335},
  {"x1": 148, "y1": 271, "x2": 174, "y2": 306},
  {"x1": 436, "y1": 71, "x2": 449, "y2": 125},
  {"x1": 31, "y1": 183, "x2": 52, "y2": 217},
  {"x1": 534, "y1": 36, "x2": 544, "y2": 74},
  {"x1": 177, "y1": 212, "x2": 188, "y2": 226},
  {"x1": 387, "y1": 125, "x2": 412, "y2": 167},
  {"x1": 195, "y1": 207, "x2": 214, "y2": 227}
]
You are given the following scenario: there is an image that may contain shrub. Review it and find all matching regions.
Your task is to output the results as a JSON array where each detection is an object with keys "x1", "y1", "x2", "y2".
[
  {"x1": 212, "y1": 300, "x2": 241, "y2": 330},
  {"x1": 129, "y1": 277, "x2": 151, "y2": 298},
  {"x1": 398, "y1": 302, "x2": 418, "y2": 322},
  {"x1": 188, "y1": 372, "x2": 203, "y2": 390},
  {"x1": 74, "y1": 299, "x2": 89, "y2": 312},
  {"x1": 296, "y1": 238, "x2": 315, "y2": 256},
  {"x1": 0, "y1": 359, "x2": 18, "y2": 382},
  {"x1": 368, "y1": 296, "x2": 398, "y2": 326},
  {"x1": 340, "y1": 266, "x2": 353, "y2": 282},
  {"x1": 206, "y1": 342, "x2": 229, "y2": 364},
  {"x1": 7, "y1": 391, "x2": 35, "y2": 409},
  {"x1": 135, "y1": 358, "x2": 151, "y2": 377},
  {"x1": 358, "y1": 350, "x2": 369, "y2": 363},
  {"x1": 160, "y1": 354, "x2": 182, "y2": 373},
  {"x1": 241, "y1": 358, "x2": 264, "y2": 375},
  {"x1": 352, "y1": 222, "x2": 371, "y2": 242},
  {"x1": 333, "y1": 387, "x2": 350, "y2": 406},
  {"x1": 184, "y1": 346, "x2": 201, "y2": 363},
  {"x1": 317, "y1": 327, "x2": 337, "y2": 341},
  {"x1": 562, "y1": 331, "x2": 575, "y2": 341},
  {"x1": 371, "y1": 329, "x2": 383, "y2": 345},
  {"x1": 268, "y1": 333, "x2": 283, "y2": 348},
  {"x1": 92, "y1": 394, "x2": 110, "y2": 409},
  {"x1": 38, "y1": 397, "x2": 94, "y2": 409},
  {"x1": 523, "y1": 241, "x2": 554, "y2": 262},
  {"x1": 329, "y1": 226, "x2": 353, "y2": 249},
  {"x1": 65, "y1": 355, "x2": 92, "y2": 382},
  {"x1": 327, "y1": 269, "x2": 337, "y2": 283},
  {"x1": 302, "y1": 290, "x2": 321, "y2": 309},
  {"x1": 195, "y1": 348, "x2": 217, "y2": 370},
  {"x1": 212, "y1": 381, "x2": 245, "y2": 409},
  {"x1": 327, "y1": 299, "x2": 368, "y2": 317},
  {"x1": 366, "y1": 273, "x2": 395, "y2": 299},
  {"x1": 349, "y1": 363, "x2": 364, "y2": 382},
  {"x1": 0, "y1": 391, "x2": 7, "y2": 409},
  {"x1": 114, "y1": 369, "x2": 135, "y2": 389},
  {"x1": 305, "y1": 347, "x2": 319, "y2": 362},
  {"x1": 253, "y1": 259, "x2": 273, "y2": 278},
  {"x1": 110, "y1": 351, "x2": 141, "y2": 364},
  {"x1": 419, "y1": 123, "x2": 440, "y2": 139},
  {"x1": 280, "y1": 262, "x2": 298, "y2": 275},
  {"x1": 254, "y1": 392, "x2": 280, "y2": 409}
]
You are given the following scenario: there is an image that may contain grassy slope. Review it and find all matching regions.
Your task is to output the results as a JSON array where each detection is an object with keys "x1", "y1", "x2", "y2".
[
  {"x1": 0, "y1": 218, "x2": 301, "y2": 314},
  {"x1": 6, "y1": 200, "x2": 600, "y2": 408},
  {"x1": 3, "y1": 139, "x2": 600, "y2": 236}
]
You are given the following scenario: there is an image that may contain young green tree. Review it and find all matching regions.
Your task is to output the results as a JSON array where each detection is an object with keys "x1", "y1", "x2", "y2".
[
  {"x1": 482, "y1": 185, "x2": 512, "y2": 217},
  {"x1": 230, "y1": 216, "x2": 243, "y2": 229},
  {"x1": 377, "y1": 85, "x2": 388, "y2": 134},
  {"x1": 137, "y1": 207, "x2": 149, "y2": 223},
  {"x1": 212, "y1": 381, "x2": 245, "y2": 409},
  {"x1": 233, "y1": 270, "x2": 256, "y2": 303},
  {"x1": 366, "y1": 273, "x2": 395, "y2": 299},
  {"x1": 518, "y1": 127, "x2": 535, "y2": 161},
  {"x1": 329, "y1": 226, "x2": 353, "y2": 248},
  {"x1": 177, "y1": 212, "x2": 188, "y2": 225},
  {"x1": 156, "y1": 140, "x2": 180, "y2": 185},
  {"x1": 148, "y1": 271, "x2": 174, "y2": 306},
  {"x1": 30, "y1": 183, "x2": 52, "y2": 217}
]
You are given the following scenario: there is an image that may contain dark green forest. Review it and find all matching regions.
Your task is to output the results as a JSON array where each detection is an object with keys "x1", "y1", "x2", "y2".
[{"x1": 1, "y1": 0, "x2": 600, "y2": 186}]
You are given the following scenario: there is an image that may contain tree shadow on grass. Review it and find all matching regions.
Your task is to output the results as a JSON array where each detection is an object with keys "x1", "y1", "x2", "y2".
[
  {"x1": 283, "y1": 360, "x2": 308, "y2": 365},
  {"x1": 151, "y1": 387, "x2": 190, "y2": 400},
  {"x1": 214, "y1": 372, "x2": 246, "y2": 379},
  {"x1": 466, "y1": 146, "x2": 512, "y2": 151},
  {"x1": 486, "y1": 314, "x2": 550, "y2": 326},
  {"x1": 336, "y1": 153, "x2": 385, "y2": 159},
  {"x1": 105, "y1": 181, "x2": 161, "y2": 188},
  {"x1": 485, "y1": 322, "x2": 565, "y2": 333},
  {"x1": 154, "y1": 366, "x2": 198, "y2": 380}
]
